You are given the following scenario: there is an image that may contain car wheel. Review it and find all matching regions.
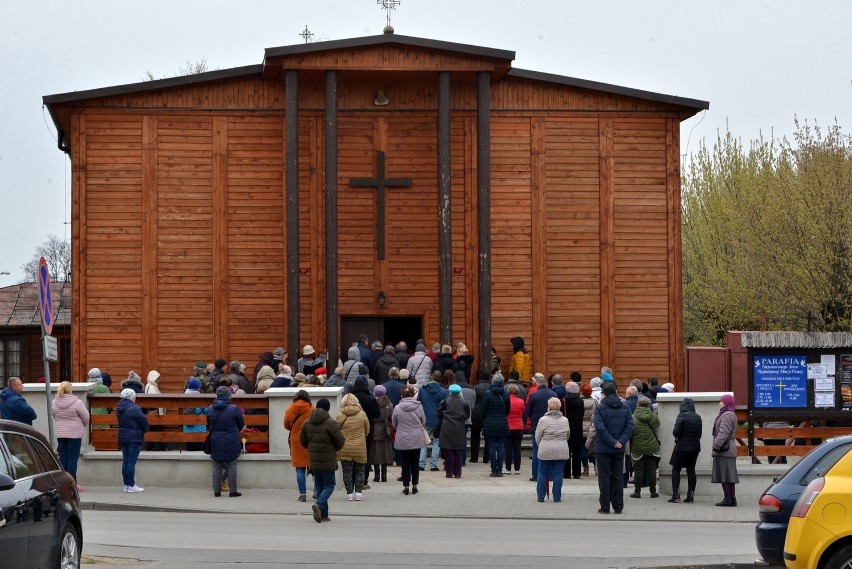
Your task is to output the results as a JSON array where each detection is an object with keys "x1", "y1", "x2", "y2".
[
  {"x1": 826, "y1": 544, "x2": 852, "y2": 569},
  {"x1": 56, "y1": 523, "x2": 80, "y2": 569}
]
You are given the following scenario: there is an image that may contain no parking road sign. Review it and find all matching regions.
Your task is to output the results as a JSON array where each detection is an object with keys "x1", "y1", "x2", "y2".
[{"x1": 38, "y1": 256, "x2": 54, "y2": 335}]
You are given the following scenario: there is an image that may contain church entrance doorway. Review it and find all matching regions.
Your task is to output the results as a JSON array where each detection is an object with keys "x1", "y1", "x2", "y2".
[{"x1": 340, "y1": 316, "x2": 423, "y2": 361}]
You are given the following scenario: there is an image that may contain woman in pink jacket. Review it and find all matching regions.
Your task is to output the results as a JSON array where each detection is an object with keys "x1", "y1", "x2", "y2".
[{"x1": 51, "y1": 381, "x2": 90, "y2": 489}]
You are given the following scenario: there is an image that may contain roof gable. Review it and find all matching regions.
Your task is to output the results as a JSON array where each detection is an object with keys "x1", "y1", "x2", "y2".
[
  {"x1": 0, "y1": 282, "x2": 71, "y2": 328},
  {"x1": 262, "y1": 34, "x2": 514, "y2": 79}
]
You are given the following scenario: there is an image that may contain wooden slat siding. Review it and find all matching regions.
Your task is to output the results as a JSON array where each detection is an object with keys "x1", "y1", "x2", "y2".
[
  {"x1": 666, "y1": 118, "x2": 684, "y2": 388},
  {"x1": 156, "y1": 116, "x2": 215, "y2": 391},
  {"x1": 612, "y1": 119, "x2": 670, "y2": 380},
  {"x1": 87, "y1": 394, "x2": 269, "y2": 449},
  {"x1": 142, "y1": 117, "x2": 158, "y2": 377},
  {"x1": 85, "y1": 77, "x2": 285, "y2": 113},
  {"x1": 490, "y1": 118, "x2": 533, "y2": 356},
  {"x1": 307, "y1": 116, "x2": 326, "y2": 349},
  {"x1": 72, "y1": 113, "x2": 87, "y2": 381},
  {"x1": 449, "y1": 117, "x2": 468, "y2": 343},
  {"x1": 492, "y1": 78, "x2": 678, "y2": 113},
  {"x1": 226, "y1": 116, "x2": 285, "y2": 362},
  {"x1": 337, "y1": 116, "x2": 377, "y2": 311},
  {"x1": 270, "y1": 46, "x2": 501, "y2": 73},
  {"x1": 463, "y1": 116, "x2": 479, "y2": 358},
  {"x1": 373, "y1": 117, "x2": 389, "y2": 315},
  {"x1": 386, "y1": 115, "x2": 438, "y2": 340},
  {"x1": 530, "y1": 118, "x2": 548, "y2": 374},
  {"x1": 598, "y1": 118, "x2": 616, "y2": 373},
  {"x1": 543, "y1": 119, "x2": 601, "y2": 377},
  {"x1": 212, "y1": 116, "x2": 229, "y2": 361},
  {"x1": 83, "y1": 114, "x2": 144, "y2": 374}
]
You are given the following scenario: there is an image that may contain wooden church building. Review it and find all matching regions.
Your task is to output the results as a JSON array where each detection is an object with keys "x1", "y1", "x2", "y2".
[{"x1": 44, "y1": 31, "x2": 708, "y2": 391}]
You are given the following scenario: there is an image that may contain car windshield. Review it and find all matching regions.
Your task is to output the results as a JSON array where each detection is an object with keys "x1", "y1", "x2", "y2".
[{"x1": 776, "y1": 441, "x2": 852, "y2": 487}]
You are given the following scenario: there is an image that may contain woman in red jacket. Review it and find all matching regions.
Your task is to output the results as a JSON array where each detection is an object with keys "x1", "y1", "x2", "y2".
[{"x1": 504, "y1": 383, "x2": 525, "y2": 475}]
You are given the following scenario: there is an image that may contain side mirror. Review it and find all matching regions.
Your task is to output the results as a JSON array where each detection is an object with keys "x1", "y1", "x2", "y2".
[{"x1": 0, "y1": 472, "x2": 14, "y2": 491}]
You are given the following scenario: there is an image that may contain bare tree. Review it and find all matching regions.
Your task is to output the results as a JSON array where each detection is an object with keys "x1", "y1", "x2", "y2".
[
  {"x1": 144, "y1": 58, "x2": 210, "y2": 81},
  {"x1": 20, "y1": 235, "x2": 71, "y2": 283}
]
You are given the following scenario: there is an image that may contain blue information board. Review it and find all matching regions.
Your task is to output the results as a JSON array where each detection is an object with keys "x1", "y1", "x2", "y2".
[{"x1": 753, "y1": 355, "x2": 808, "y2": 408}]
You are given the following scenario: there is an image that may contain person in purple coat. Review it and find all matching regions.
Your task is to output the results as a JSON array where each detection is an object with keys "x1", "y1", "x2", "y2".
[{"x1": 392, "y1": 385, "x2": 427, "y2": 495}]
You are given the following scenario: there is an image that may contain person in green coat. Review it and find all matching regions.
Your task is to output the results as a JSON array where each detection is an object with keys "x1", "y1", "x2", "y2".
[{"x1": 629, "y1": 397, "x2": 661, "y2": 498}]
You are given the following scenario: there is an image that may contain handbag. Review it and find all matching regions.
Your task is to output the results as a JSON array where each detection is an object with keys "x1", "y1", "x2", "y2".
[
  {"x1": 717, "y1": 439, "x2": 730, "y2": 453},
  {"x1": 422, "y1": 426, "x2": 432, "y2": 446}
]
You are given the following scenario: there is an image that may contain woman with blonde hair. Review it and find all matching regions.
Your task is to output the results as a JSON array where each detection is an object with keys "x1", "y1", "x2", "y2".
[
  {"x1": 336, "y1": 393, "x2": 370, "y2": 501},
  {"x1": 51, "y1": 381, "x2": 90, "y2": 489}
]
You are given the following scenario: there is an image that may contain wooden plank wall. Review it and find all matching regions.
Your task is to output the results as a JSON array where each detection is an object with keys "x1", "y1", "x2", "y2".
[
  {"x1": 490, "y1": 118, "x2": 534, "y2": 365},
  {"x1": 612, "y1": 118, "x2": 671, "y2": 382},
  {"x1": 70, "y1": 74, "x2": 685, "y2": 390},
  {"x1": 543, "y1": 118, "x2": 602, "y2": 377},
  {"x1": 82, "y1": 114, "x2": 144, "y2": 379}
]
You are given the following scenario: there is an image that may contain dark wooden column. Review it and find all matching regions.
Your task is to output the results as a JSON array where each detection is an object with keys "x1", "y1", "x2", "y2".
[
  {"x1": 438, "y1": 71, "x2": 452, "y2": 345},
  {"x1": 477, "y1": 71, "x2": 492, "y2": 374},
  {"x1": 325, "y1": 70, "x2": 339, "y2": 366},
  {"x1": 285, "y1": 70, "x2": 300, "y2": 361}
]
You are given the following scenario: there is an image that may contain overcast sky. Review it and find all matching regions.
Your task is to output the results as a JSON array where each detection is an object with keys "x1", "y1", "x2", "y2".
[{"x1": 1, "y1": 0, "x2": 849, "y2": 283}]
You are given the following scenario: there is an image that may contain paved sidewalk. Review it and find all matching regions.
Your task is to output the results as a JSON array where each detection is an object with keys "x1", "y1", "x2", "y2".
[{"x1": 80, "y1": 460, "x2": 760, "y2": 524}]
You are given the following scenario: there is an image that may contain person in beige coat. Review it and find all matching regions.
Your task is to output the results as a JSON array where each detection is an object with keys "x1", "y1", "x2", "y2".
[
  {"x1": 336, "y1": 393, "x2": 370, "y2": 501},
  {"x1": 534, "y1": 398, "x2": 571, "y2": 503}
]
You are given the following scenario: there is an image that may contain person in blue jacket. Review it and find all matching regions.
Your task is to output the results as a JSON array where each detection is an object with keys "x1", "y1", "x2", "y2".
[
  {"x1": 0, "y1": 377, "x2": 37, "y2": 425},
  {"x1": 208, "y1": 386, "x2": 245, "y2": 497},
  {"x1": 417, "y1": 373, "x2": 448, "y2": 471},
  {"x1": 117, "y1": 388, "x2": 148, "y2": 492},
  {"x1": 592, "y1": 381, "x2": 634, "y2": 514}
]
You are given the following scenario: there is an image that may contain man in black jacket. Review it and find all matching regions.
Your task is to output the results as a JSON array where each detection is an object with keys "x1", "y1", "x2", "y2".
[{"x1": 592, "y1": 382, "x2": 634, "y2": 514}]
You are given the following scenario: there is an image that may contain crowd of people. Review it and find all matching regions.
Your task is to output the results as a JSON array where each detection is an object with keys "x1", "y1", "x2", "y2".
[{"x1": 0, "y1": 333, "x2": 742, "y2": 520}]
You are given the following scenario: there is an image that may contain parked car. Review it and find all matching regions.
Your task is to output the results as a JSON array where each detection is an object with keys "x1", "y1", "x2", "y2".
[
  {"x1": 781, "y1": 436, "x2": 852, "y2": 569},
  {"x1": 756, "y1": 434, "x2": 852, "y2": 566},
  {"x1": 0, "y1": 419, "x2": 83, "y2": 569}
]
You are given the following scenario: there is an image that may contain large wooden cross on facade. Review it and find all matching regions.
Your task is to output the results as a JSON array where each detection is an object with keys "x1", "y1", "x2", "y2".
[{"x1": 350, "y1": 151, "x2": 412, "y2": 260}]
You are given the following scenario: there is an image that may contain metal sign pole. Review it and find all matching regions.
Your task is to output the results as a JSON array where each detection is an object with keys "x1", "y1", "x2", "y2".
[{"x1": 41, "y1": 320, "x2": 56, "y2": 447}]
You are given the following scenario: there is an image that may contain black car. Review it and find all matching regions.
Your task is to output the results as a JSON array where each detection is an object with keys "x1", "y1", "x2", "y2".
[
  {"x1": 0, "y1": 419, "x2": 82, "y2": 569},
  {"x1": 756, "y1": 434, "x2": 852, "y2": 566}
]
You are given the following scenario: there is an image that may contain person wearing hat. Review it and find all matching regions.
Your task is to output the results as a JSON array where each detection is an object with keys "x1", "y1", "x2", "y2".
[
  {"x1": 88, "y1": 368, "x2": 112, "y2": 424},
  {"x1": 207, "y1": 386, "x2": 245, "y2": 497},
  {"x1": 298, "y1": 345, "x2": 326, "y2": 377},
  {"x1": 122, "y1": 371, "x2": 145, "y2": 394},
  {"x1": 210, "y1": 359, "x2": 228, "y2": 386},
  {"x1": 592, "y1": 381, "x2": 634, "y2": 514},
  {"x1": 301, "y1": 398, "x2": 345, "y2": 522},
  {"x1": 479, "y1": 374, "x2": 511, "y2": 477},
  {"x1": 272, "y1": 347, "x2": 287, "y2": 369},
  {"x1": 712, "y1": 393, "x2": 739, "y2": 507},
  {"x1": 182, "y1": 378, "x2": 208, "y2": 451},
  {"x1": 117, "y1": 388, "x2": 148, "y2": 492},
  {"x1": 669, "y1": 397, "x2": 702, "y2": 503},
  {"x1": 371, "y1": 384, "x2": 395, "y2": 483},
  {"x1": 186, "y1": 361, "x2": 212, "y2": 393},
  {"x1": 436, "y1": 383, "x2": 470, "y2": 479},
  {"x1": 254, "y1": 365, "x2": 276, "y2": 394},
  {"x1": 629, "y1": 397, "x2": 661, "y2": 499}
]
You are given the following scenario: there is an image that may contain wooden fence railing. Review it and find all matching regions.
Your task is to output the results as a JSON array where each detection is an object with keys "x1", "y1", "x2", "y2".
[
  {"x1": 733, "y1": 409, "x2": 852, "y2": 462},
  {"x1": 87, "y1": 394, "x2": 269, "y2": 452}
]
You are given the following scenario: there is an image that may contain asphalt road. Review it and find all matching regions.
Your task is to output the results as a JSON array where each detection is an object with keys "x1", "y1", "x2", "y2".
[{"x1": 82, "y1": 510, "x2": 761, "y2": 568}]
